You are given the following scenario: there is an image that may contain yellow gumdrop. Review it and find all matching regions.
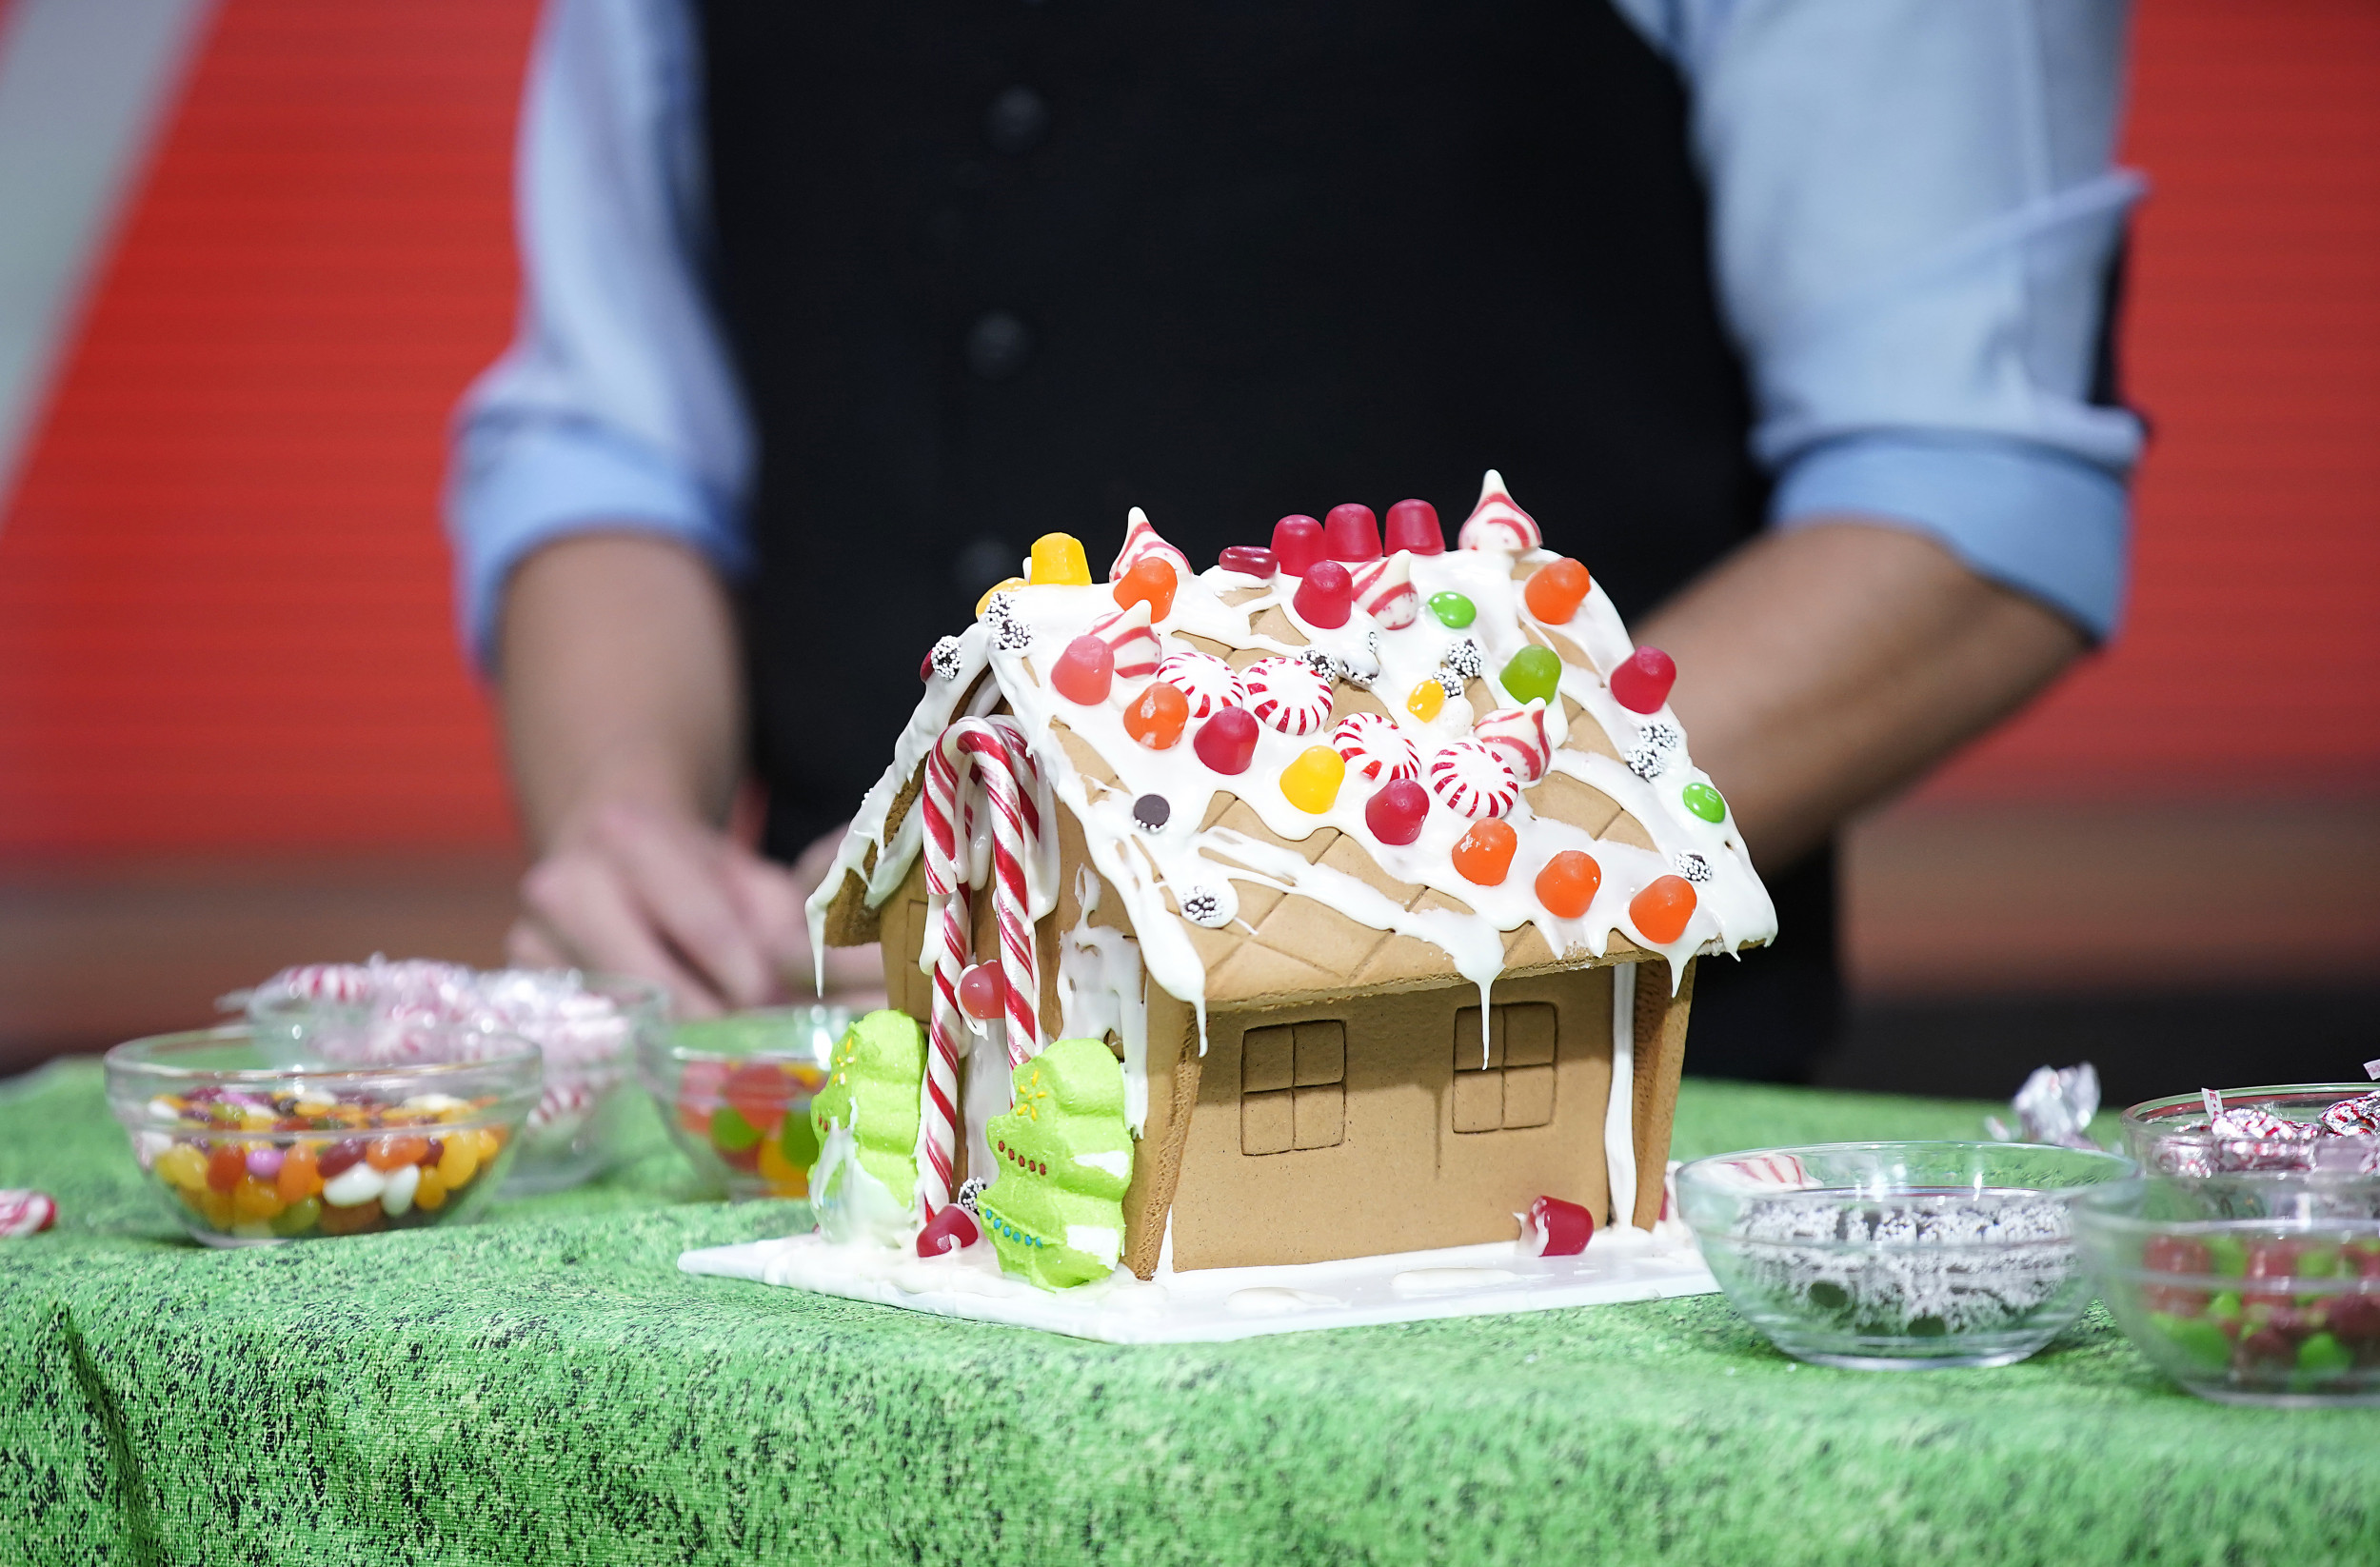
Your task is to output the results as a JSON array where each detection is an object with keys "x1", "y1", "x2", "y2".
[
  {"x1": 1406, "y1": 679, "x2": 1446, "y2": 722},
  {"x1": 1280, "y1": 745, "x2": 1347, "y2": 814},
  {"x1": 975, "y1": 575, "x2": 1026, "y2": 618},
  {"x1": 1028, "y1": 533, "x2": 1092, "y2": 587}
]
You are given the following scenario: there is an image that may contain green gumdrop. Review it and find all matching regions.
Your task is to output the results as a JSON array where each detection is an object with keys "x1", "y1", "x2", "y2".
[
  {"x1": 2204, "y1": 1234, "x2": 2249, "y2": 1277},
  {"x1": 2152, "y1": 1311, "x2": 2233, "y2": 1371},
  {"x1": 1500, "y1": 645, "x2": 1562, "y2": 706},
  {"x1": 709, "y1": 1104, "x2": 761, "y2": 1153},
  {"x1": 1681, "y1": 781, "x2": 1727, "y2": 823},
  {"x1": 808, "y1": 1009, "x2": 926, "y2": 1203},
  {"x1": 978, "y1": 1037, "x2": 1135, "y2": 1290},
  {"x1": 270, "y1": 1197, "x2": 322, "y2": 1237},
  {"x1": 778, "y1": 1102, "x2": 822, "y2": 1169},
  {"x1": 1428, "y1": 591, "x2": 1476, "y2": 629},
  {"x1": 2298, "y1": 1331, "x2": 2353, "y2": 1376}
]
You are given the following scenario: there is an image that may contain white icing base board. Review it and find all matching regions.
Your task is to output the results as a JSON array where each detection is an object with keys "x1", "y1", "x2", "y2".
[{"x1": 678, "y1": 1224, "x2": 1716, "y2": 1344}]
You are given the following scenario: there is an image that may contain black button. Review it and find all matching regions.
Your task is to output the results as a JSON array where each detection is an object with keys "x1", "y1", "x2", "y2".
[
  {"x1": 966, "y1": 311, "x2": 1032, "y2": 380},
  {"x1": 985, "y1": 86, "x2": 1048, "y2": 155}
]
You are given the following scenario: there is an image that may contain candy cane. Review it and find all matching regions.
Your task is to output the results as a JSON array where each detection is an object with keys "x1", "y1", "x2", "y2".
[{"x1": 921, "y1": 716, "x2": 1043, "y2": 1215}]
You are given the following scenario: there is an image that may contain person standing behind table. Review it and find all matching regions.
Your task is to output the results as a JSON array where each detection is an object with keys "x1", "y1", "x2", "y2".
[{"x1": 447, "y1": 0, "x2": 2144, "y2": 1081}]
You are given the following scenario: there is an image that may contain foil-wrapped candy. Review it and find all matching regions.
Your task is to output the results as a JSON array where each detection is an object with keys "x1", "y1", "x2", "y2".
[{"x1": 1986, "y1": 1063, "x2": 2102, "y2": 1151}]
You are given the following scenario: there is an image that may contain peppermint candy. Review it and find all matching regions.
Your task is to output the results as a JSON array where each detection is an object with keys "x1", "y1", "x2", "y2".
[
  {"x1": 1351, "y1": 553, "x2": 1418, "y2": 629},
  {"x1": 1154, "y1": 650, "x2": 1245, "y2": 719},
  {"x1": 1330, "y1": 712, "x2": 1419, "y2": 783},
  {"x1": 1457, "y1": 469, "x2": 1543, "y2": 553},
  {"x1": 1106, "y1": 506, "x2": 1193, "y2": 584},
  {"x1": 1243, "y1": 656, "x2": 1334, "y2": 736},
  {"x1": 1086, "y1": 600, "x2": 1160, "y2": 685},
  {"x1": 1473, "y1": 702, "x2": 1554, "y2": 784},
  {"x1": 0, "y1": 1189, "x2": 56, "y2": 1238},
  {"x1": 928, "y1": 635, "x2": 965, "y2": 682},
  {"x1": 1426, "y1": 740, "x2": 1520, "y2": 820},
  {"x1": 1441, "y1": 638, "x2": 1485, "y2": 682}
]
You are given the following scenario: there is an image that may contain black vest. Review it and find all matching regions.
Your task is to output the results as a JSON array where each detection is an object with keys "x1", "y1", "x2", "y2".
[{"x1": 698, "y1": 0, "x2": 1834, "y2": 1079}]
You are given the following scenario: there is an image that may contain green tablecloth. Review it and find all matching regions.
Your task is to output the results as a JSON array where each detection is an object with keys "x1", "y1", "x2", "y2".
[{"x1": 6, "y1": 1058, "x2": 2375, "y2": 1566}]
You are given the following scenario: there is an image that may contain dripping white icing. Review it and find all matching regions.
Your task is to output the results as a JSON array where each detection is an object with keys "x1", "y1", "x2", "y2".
[
  {"x1": 1604, "y1": 962, "x2": 1639, "y2": 1233},
  {"x1": 1056, "y1": 865, "x2": 1152, "y2": 1133}
]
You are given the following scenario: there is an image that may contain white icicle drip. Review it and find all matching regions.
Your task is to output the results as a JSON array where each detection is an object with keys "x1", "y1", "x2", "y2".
[
  {"x1": 1056, "y1": 866, "x2": 1152, "y2": 1133},
  {"x1": 1604, "y1": 962, "x2": 1638, "y2": 1233}
]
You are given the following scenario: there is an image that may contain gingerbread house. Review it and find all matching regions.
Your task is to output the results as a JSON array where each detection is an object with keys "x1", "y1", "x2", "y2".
[{"x1": 807, "y1": 474, "x2": 1775, "y2": 1282}]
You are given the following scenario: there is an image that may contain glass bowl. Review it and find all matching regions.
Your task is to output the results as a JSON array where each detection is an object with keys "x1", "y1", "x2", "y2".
[
  {"x1": 2075, "y1": 1177, "x2": 2380, "y2": 1405},
  {"x1": 105, "y1": 1024, "x2": 540, "y2": 1246},
  {"x1": 2122, "y1": 1084, "x2": 2380, "y2": 1180},
  {"x1": 639, "y1": 1005, "x2": 852, "y2": 1200},
  {"x1": 1675, "y1": 1141, "x2": 2139, "y2": 1370}
]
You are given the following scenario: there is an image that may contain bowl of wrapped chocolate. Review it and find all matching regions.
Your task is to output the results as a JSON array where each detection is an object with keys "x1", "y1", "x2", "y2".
[{"x1": 2122, "y1": 1083, "x2": 2380, "y2": 1186}]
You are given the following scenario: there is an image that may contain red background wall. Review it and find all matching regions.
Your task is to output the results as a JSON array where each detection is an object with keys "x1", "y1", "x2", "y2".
[{"x1": 0, "y1": 0, "x2": 2373, "y2": 860}]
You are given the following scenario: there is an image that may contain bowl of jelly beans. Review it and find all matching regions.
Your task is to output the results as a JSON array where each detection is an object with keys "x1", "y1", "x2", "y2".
[
  {"x1": 105, "y1": 1024, "x2": 541, "y2": 1246},
  {"x1": 2074, "y1": 1177, "x2": 2380, "y2": 1405},
  {"x1": 640, "y1": 1006, "x2": 850, "y2": 1200}
]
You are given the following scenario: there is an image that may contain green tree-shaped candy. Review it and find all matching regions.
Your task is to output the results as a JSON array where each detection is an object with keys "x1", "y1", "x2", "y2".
[
  {"x1": 807, "y1": 1009, "x2": 925, "y2": 1241},
  {"x1": 977, "y1": 1037, "x2": 1135, "y2": 1289}
]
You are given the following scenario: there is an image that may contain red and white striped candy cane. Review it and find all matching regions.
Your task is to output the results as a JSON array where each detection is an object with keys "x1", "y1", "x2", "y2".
[{"x1": 921, "y1": 716, "x2": 1043, "y2": 1214}]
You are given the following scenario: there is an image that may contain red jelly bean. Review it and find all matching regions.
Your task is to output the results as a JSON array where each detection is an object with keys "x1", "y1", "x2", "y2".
[
  {"x1": 959, "y1": 962, "x2": 1004, "y2": 1022},
  {"x1": 1526, "y1": 1194, "x2": 1595, "y2": 1257},
  {"x1": 316, "y1": 1140, "x2": 366, "y2": 1179},
  {"x1": 207, "y1": 1144, "x2": 247, "y2": 1193},
  {"x1": 1272, "y1": 515, "x2": 1324, "y2": 575},
  {"x1": 1049, "y1": 635, "x2": 1114, "y2": 704},
  {"x1": 1610, "y1": 647, "x2": 1676, "y2": 714},
  {"x1": 1323, "y1": 504, "x2": 1380, "y2": 563},
  {"x1": 1193, "y1": 705, "x2": 1259, "y2": 774},
  {"x1": 1112, "y1": 556, "x2": 1179, "y2": 620},
  {"x1": 1523, "y1": 557, "x2": 1593, "y2": 624},
  {"x1": 1293, "y1": 560, "x2": 1354, "y2": 628},
  {"x1": 1452, "y1": 820, "x2": 1517, "y2": 885},
  {"x1": 1629, "y1": 875, "x2": 1697, "y2": 944},
  {"x1": 1384, "y1": 499, "x2": 1443, "y2": 555},
  {"x1": 724, "y1": 1062, "x2": 792, "y2": 1131},
  {"x1": 1535, "y1": 850, "x2": 1603, "y2": 918},
  {"x1": 1219, "y1": 545, "x2": 1278, "y2": 578},
  {"x1": 917, "y1": 1203, "x2": 981, "y2": 1257},
  {"x1": 1364, "y1": 778, "x2": 1429, "y2": 845},
  {"x1": 1122, "y1": 682, "x2": 1190, "y2": 749}
]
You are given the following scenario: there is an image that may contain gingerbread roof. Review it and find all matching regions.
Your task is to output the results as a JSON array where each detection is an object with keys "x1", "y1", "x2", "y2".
[{"x1": 809, "y1": 472, "x2": 1776, "y2": 1033}]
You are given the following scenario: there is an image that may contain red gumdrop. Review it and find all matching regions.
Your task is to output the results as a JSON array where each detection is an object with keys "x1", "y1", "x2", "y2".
[
  {"x1": 1293, "y1": 560, "x2": 1354, "y2": 628},
  {"x1": 1323, "y1": 504, "x2": 1380, "y2": 563},
  {"x1": 1384, "y1": 499, "x2": 1443, "y2": 555},
  {"x1": 1113, "y1": 556, "x2": 1179, "y2": 620},
  {"x1": 1364, "y1": 778, "x2": 1429, "y2": 845},
  {"x1": 1193, "y1": 705, "x2": 1259, "y2": 775},
  {"x1": 1122, "y1": 681, "x2": 1190, "y2": 748},
  {"x1": 1049, "y1": 635, "x2": 1114, "y2": 704},
  {"x1": 1273, "y1": 515, "x2": 1324, "y2": 575},
  {"x1": 917, "y1": 1203, "x2": 981, "y2": 1257},
  {"x1": 958, "y1": 962, "x2": 1005, "y2": 1022},
  {"x1": 1609, "y1": 646, "x2": 1676, "y2": 714},
  {"x1": 1219, "y1": 545, "x2": 1278, "y2": 578},
  {"x1": 1526, "y1": 1194, "x2": 1596, "y2": 1257}
]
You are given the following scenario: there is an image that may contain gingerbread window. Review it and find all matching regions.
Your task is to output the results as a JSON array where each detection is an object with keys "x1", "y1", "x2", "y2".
[
  {"x1": 1240, "y1": 1021, "x2": 1346, "y2": 1155},
  {"x1": 1451, "y1": 1002, "x2": 1556, "y2": 1133}
]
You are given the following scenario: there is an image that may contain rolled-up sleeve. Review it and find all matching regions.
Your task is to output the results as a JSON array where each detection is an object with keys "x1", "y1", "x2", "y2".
[
  {"x1": 446, "y1": 0, "x2": 751, "y2": 666},
  {"x1": 1621, "y1": 0, "x2": 2146, "y2": 638}
]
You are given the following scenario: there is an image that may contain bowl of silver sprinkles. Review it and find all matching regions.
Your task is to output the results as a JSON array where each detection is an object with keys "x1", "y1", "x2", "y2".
[{"x1": 1676, "y1": 1141, "x2": 2139, "y2": 1370}]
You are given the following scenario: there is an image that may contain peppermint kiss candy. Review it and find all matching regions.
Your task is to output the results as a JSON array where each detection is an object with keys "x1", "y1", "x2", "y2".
[
  {"x1": 1242, "y1": 655, "x2": 1334, "y2": 737},
  {"x1": 1426, "y1": 739, "x2": 1520, "y2": 820},
  {"x1": 1330, "y1": 712, "x2": 1419, "y2": 783},
  {"x1": 0, "y1": 1189, "x2": 56, "y2": 1238},
  {"x1": 1086, "y1": 600, "x2": 1160, "y2": 691},
  {"x1": 1457, "y1": 469, "x2": 1542, "y2": 553},
  {"x1": 1473, "y1": 702, "x2": 1554, "y2": 784},
  {"x1": 1350, "y1": 552, "x2": 1418, "y2": 629},
  {"x1": 2322, "y1": 1093, "x2": 2380, "y2": 1138},
  {"x1": 1106, "y1": 506, "x2": 1193, "y2": 584},
  {"x1": 1154, "y1": 650, "x2": 1245, "y2": 719}
]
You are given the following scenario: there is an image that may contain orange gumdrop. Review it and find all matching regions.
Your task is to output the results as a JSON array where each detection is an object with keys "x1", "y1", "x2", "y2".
[
  {"x1": 1523, "y1": 557, "x2": 1592, "y2": 624},
  {"x1": 1630, "y1": 875, "x2": 1697, "y2": 944},
  {"x1": 1113, "y1": 556, "x2": 1179, "y2": 621},
  {"x1": 1452, "y1": 820, "x2": 1518, "y2": 885},
  {"x1": 1534, "y1": 850, "x2": 1603, "y2": 918},
  {"x1": 1122, "y1": 681, "x2": 1190, "y2": 749}
]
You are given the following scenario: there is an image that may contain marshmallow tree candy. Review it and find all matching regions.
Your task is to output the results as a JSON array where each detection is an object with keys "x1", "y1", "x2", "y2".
[
  {"x1": 1049, "y1": 635, "x2": 1114, "y2": 705},
  {"x1": 1523, "y1": 558, "x2": 1593, "y2": 625},
  {"x1": 1242, "y1": 655, "x2": 1334, "y2": 736},
  {"x1": 1629, "y1": 875, "x2": 1697, "y2": 944},
  {"x1": 1364, "y1": 778, "x2": 1429, "y2": 845},
  {"x1": 1111, "y1": 555, "x2": 1180, "y2": 621},
  {"x1": 1323, "y1": 503, "x2": 1381, "y2": 563},
  {"x1": 1610, "y1": 646, "x2": 1677, "y2": 713},
  {"x1": 1384, "y1": 498, "x2": 1444, "y2": 555},
  {"x1": 1192, "y1": 704, "x2": 1260, "y2": 774},
  {"x1": 1535, "y1": 850, "x2": 1602, "y2": 919},
  {"x1": 1028, "y1": 532, "x2": 1092, "y2": 586},
  {"x1": 1105, "y1": 506, "x2": 1192, "y2": 584},
  {"x1": 807, "y1": 1010, "x2": 926, "y2": 1240},
  {"x1": 1499, "y1": 645, "x2": 1562, "y2": 706},
  {"x1": 1122, "y1": 682, "x2": 1190, "y2": 749},
  {"x1": 1154, "y1": 649, "x2": 1246, "y2": 719},
  {"x1": 1457, "y1": 469, "x2": 1542, "y2": 553},
  {"x1": 976, "y1": 1037, "x2": 1134, "y2": 1289},
  {"x1": 1474, "y1": 702, "x2": 1554, "y2": 784},
  {"x1": 1331, "y1": 711, "x2": 1419, "y2": 782},
  {"x1": 1427, "y1": 739, "x2": 1520, "y2": 820},
  {"x1": 1428, "y1": 590, "x2": 1476, "y2": 629},
  {"x1": 1452, "y1": 819, "x2": 1517, "y2": 884},
  {"x1": 1349, "y1": 552, "x2": 1418, "y2": 628},
  {"x1": 1280, "y1": 745, "x2": 1347, "y2": 814},
  {"x1": 1085, "y1": 600, "x2": 1160, "y2": 688},
  {"x1": 1218, "y1": 545, "x2": 1277, "y2": 578},
  {"x1": 1293, "y1": 559, "x2": 1355, "y2": 628},
  {"x1": 1272, "y1": 514, "x2": 1324, "y2": 575}
]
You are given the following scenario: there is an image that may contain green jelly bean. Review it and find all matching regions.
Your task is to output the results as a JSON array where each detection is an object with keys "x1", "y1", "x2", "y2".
[
  {"x1": 2208, "y1": 1290, "x2": 2243, "y2": 1327},
  {"x1": 2204, "y1": 1234, "x2": 2249, "y2": 1277},
  {"x1": 270, "y1": 1197, "x2": 322, "y2": 1237},
  {"x1": 2297, "y1": 1244, "x2": 2342, "y2": 1278},
  {"x1": 2298, "y1": 1331, "x2": 2353, "y2": 1376},
  {"x1": 1500, "y1": 645, "x2": 1562, "y2": 706},
  {"x1": 1428, "y1": 591, "x2": 1476, "y2": 629},
  {"x1": 709, "y1": 1104, "x2": 761, "y2": 1153},
  {"x1": 1681, "y1": 781, "x2": 1727, "y2": 823},
  {"x1": 778, "y1": 1101, "x2": 821, "y2": 1169},
  {"x1": 2152, "y1": 1311, "x2": 2232, "y2": 1371}
]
